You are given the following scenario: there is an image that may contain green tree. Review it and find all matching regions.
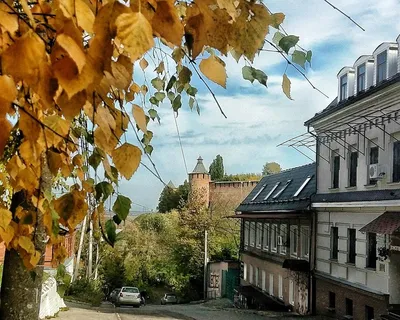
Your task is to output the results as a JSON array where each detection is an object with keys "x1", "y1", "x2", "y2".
[
  {"x1": 209, "y1": 155, "x2": 224, "y2": 181},
  {"x1": 157, "y1": 181, "x2": 189, "y2": 213},
  {"x1": 262, "y1": 162, "x2": 282, "y2": 176}
]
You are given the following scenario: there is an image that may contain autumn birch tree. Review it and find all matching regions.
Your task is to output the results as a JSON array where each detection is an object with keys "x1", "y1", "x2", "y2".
[{"x1": 0, "y1": 0, "x2": 313, "y2": 318}]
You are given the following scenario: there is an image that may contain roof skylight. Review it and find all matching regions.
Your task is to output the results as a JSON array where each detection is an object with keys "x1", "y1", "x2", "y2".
[
  {"x1": 272, "y1": 180, "x2": 292, "y2": 199},
  {"x1": 264, "y1": 182, "x2": 280, "y2": 201},
  {"x1": 293, "y1": 176, "x2": 312, "y2": 197},
  {"x1": 251, "y1": 184, "x2": 267, "y2": 201}
]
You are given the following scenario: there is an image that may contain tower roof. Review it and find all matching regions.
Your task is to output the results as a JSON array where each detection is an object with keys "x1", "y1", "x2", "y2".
[
  {"x1": 190, "y1": 156, "x2": 209, "y2": 174},
  {"x1": 167, "y1": 180, "x2": 176, "y2": 189}
]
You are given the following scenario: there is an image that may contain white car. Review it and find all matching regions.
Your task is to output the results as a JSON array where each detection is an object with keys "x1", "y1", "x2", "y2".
[{"x1": 115, "y1": 287, "x2": 141, "y2": 308}]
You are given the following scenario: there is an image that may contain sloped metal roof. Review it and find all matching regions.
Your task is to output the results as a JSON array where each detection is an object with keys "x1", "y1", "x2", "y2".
[
  {"x1": 359, "y1": 212, "x2": 400, "y2": 234},
  {"x1": 190, "y1": 156, "x2": 208, "y2": 174},
  {"x1": 236, "y1": 163, "x2": 316, "y2": 213}
]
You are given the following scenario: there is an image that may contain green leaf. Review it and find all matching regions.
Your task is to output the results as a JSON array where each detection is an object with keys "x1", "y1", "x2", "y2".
[
  {"x1": 154, "y1": 61, "x2": 165, "y2": 74},
  {"x1": 149, "y1": 96, "x2": 159, "y2": 106},
  {"x1": 113, "y1": 214, "x2": 122, "y2": 225},
  {"x1": 105, "y1": 166, "x2": 119, "y2": 184},
  {"x1": 242, "y1": 66, "x2": 267, "y2": 87},
  {"x1": 179, "y1": 67, "x2": 192, "y2": 84},
  {"x1": 292, "y1": 50, "x2": 306, "y2": 69},
  {"x1": 154, "y1": 92, "x2": 166, "y2": 102},
  {"x1": 306, "y1": 50, "x2": 312, "y2": 63},
  {"x1": 95, "y1": 181, "x2": 113, "y2": 201},
  {"x1": 151, "y1": 77, "x2": 164, "y2": 91},
  {"x1": 148, "y1": 109, "x2": 158, "y2": 120},
  {"x1": 279, "y1": 35, "x2": 299, "y2": 54},
  {"x1": 189, "y1": 97, "x2": 195, "y2": 110},
  {"x1": 172, "y1": 95, "x2": 182, "y2": 111},
  {"x1": 88, "y1": 148, "x2": 103, "y2": 170},
  {"x1": 144, "y1": 145, "x2": 153, "y2": 155},
  {"x1": 172, "y1": 48, "x2": 184, "y2": 63},
  {"x1": 282, "y1": 73, "x2": 293, "y2": 100},
  {"x1": 272, "y1": 31, "x2": 284, "y2": 46},
  {"x1": 113, "y1": 195, "x2": 132, "y2": 222},
  {"x1": 166, "y1": 76, "x2": 176, "y2": 91},
  {"x1": 167, "y1": 91, "x2": 175, "y2": 102},
  {"x1": 105, "y1": 219, "x2": 117, "y2": 246},
  {"x1": 187, "y1": 86, "x2": 198, "y2": 96},
  {"x1": 142, "y1": 131, "x2": 153, "y2": 145}
]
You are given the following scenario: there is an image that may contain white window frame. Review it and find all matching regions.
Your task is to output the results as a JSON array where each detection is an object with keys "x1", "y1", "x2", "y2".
[
  {"x1": 264, "y1": 182, "x2": 280, "y2": 200},
  {"x1": 243, "y1": 263, "x2": 247, "y2": 281},
  {"x1": 269, "y1": 274, "x2": 274, "y2": 296},
  {"x1": 250, "y1": 221, "x2": 255, "y2": 247},
  {"x1": 256, "y1": 222, "x2": 262, "y2": 248},
  {"x1": 271, "y1": 224, "x2": 278, "y2": 252},
  {"x1": 290, "y1": 225, "x2": 298, "y2": 256},
  {"x1": 301, "y1": 226, "x2": 310, "y2": 259},
  {"x1": 261, "y1": 270, "x2": 266, "y2": 291},
  {"x1": 263, "y1": 223, "x2": 269, "y2": 251},
  {"x1": 244, "y1": 221, "x2": 249, "y2": 246},
  {"x1": 289, "y1": 280, "x2": 294, "y2": 306},
  {"x1": 280, "y1": 224, "x2": 287, "y2": 255},
  {"x1": 249, "y1": 265, "x2": 253, "y2": 284},
  {"x1": 278, "y1": 275, "x2": 283, "y2": 299},
  {"x1": 293, "y1": 175, "x2": 312, "y2": 197}
]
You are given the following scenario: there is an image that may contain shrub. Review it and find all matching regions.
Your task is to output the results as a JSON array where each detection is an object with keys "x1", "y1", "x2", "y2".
[{"x1": 66, "y1": 279, "x2": 104, "y2": 306}]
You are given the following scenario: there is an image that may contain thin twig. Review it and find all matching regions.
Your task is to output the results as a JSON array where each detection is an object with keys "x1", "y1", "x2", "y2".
[
  {"x1": 323, "y1": 0, "x2": 365, "y2": 31},
  {"x1": 264, "y1": 39, "x2": 329, "y2": 99}
]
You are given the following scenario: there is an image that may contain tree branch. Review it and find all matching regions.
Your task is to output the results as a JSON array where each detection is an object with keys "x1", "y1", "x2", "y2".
[{"x1": 323, "y1": 0, "x2": 365, "y2": 31}]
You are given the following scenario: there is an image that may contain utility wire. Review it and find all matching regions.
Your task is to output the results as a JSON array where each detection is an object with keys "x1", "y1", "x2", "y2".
[{"x1": 173, "y1": 111, "x2": 188, "y2": 174}]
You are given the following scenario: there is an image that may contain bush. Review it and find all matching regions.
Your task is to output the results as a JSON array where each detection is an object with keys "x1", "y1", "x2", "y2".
[{"x1": 66, "y1": 279, "x2": 104, "y2": 306}]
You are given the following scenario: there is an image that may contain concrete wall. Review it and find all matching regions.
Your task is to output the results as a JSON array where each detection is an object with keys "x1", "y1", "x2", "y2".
[{"x1": 316, "y1": 210, "x2": 390, "y2": 295}]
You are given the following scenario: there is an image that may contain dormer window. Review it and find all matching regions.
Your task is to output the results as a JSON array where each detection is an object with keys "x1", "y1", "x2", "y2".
[
  {"x1": 357, "y1": 63, "x2": 366, "y2": 93},
  {"x1": 377, "y1": 51, "x2": 387, "y2": 83},
  {"x1": 340, "y1": 74, "x2": 347, "y2": 101}
]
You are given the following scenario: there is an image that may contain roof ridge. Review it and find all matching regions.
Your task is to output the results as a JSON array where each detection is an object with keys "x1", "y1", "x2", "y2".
[{"x1": 265, "y1": 162, "x2": 315, "y2": 176}]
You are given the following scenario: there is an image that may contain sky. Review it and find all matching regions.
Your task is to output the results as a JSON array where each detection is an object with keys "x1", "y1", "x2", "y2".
[{"x1": 122, "y1": 0, "x2": 400, "y2": 211}]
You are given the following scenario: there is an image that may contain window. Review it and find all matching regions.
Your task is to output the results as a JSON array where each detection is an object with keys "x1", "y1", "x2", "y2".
[
  {"x1": 331, "y1": 227, "x2": 338, "y2": 260},
  {"x1": 357, "y1": 63, "x2": 366, "y2": 93},
  {"x1": 264, "y1": 182, "x2": 280, "y2": 200},
  {"x1": 280, "y1": 224, "x2": 287, "y2": 254},
  {"x1": 269, "y1": 274, "x2": 274, "y2": 295},
  {"x1": 250, "y1": 221, "x2": 255, "y2": 246},
  {"x1": 294, "y1": 175, "x2": 312, "y2": 197},
  {"x1": 278, "y1": 275, "x2": 283, "y2": 299},
  {"x1": 393, "y1": 141, "x2": 400, "y2": 182},
  {"x1": 301, "y1": 226, "x2": 310, "y2": 258},
  {"x1": 340, "y1": 74, "x2": 348, "y2": 101},
  {"x1": 243, "y1": 263, "x2": 247, "y2": 281},
  {"x1": 256, "y1": 222, "x2": 262, "y2": 248},
  {"x1": 369, "y1": 146, "x2": 379, "y2": 185},
  {"x1": 377, "y1": 51, "x2": 387, "y2": 83},
  {"x1": 365, "y1": 305, "x2": 374, "y2": 320},
  {"x1": 251, "y1": 184, "x2": 266, "y2": 201},
  {"x1": 255, "y1": 267, "x2": 259, "y2": 287},
  {"x1": 290, "y1": 225, "x2": 298, "y2": 256},
  {"x1": 271, "y1": 224, "x2": 278, "y2": 252},
  {"x1": 349, "y1": 151, "x2": 358, "y2": 187},
  {"x1": 244, "y1": 221, "x2": 249, "y2": 246},
  {"x1": 329, "y1": 292, "x2": 336, "y2": 310},
  {"x1": 261, "y1": 270, "x2": 266, "y2": 291},
  {"x1": 249, "y1": 265, "x2": 253, "y2": 284},
  {"x1": 332, "y1": 155, "x2": 340, "y2": 188},
  {"x1": 367, "y1": 233, "x2": 377, "y2": 269},
  {"x1": 273, "y1": 180, "x2": 292, "y2": 199},
  {"x1": 346, "y1": 298, "x2": 353, "y2": 317},
  {"x1": 263, "y1": 223, "x2": 269, "y2": 250},
  {"x1": 348, "y1": 229, "x2": 356, "y2": 264},
  {"x1": 289, "y1": 280, "x2": 294, "y2": 305}
]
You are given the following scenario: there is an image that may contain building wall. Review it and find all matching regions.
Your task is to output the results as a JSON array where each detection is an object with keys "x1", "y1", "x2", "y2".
[
  {"x1": 315, "y1": 274, "x2": 388, "y2": 320},
  {"x1": 316, "y1": 209, "x2": 390, "y2": 295},
  {"x1": 189, "y1": 173, "x2": 211, "y2": 206},
  {"x1": 241, "y1": 253, "x2": 308, "y2": 314}
]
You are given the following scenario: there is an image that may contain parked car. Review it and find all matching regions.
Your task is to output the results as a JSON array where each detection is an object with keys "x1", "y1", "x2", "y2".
[
  {"x1": 109, "y1": 288, "x2": 121, "y2": 303},
  {"x1": 160, "y1": 293, "x2": 178, "y2": 305},
  {"x1": 115, "y1": 287, "x2": 141, "y2": 308}
]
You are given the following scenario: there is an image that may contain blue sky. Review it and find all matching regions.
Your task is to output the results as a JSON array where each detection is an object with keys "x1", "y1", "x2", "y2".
[{"x1": 121, "y1": 0, "x2": 400, "y2": 211}]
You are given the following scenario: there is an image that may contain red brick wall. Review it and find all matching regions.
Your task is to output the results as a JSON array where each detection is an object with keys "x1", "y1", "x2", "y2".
[{"x1": 315, "y1": 274, "x2": 389, "y2": 320}]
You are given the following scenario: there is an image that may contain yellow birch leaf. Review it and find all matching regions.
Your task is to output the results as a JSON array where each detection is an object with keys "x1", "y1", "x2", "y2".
[
  {"x1": 72, "y1": 154, "x2": 83, "y2": 167},
  {"x1": 56, "y1": 34, "x2": 86, "y2": 73},
  {"x1": 0, "y1": 208, "x2": 12, "y2": 229},
  {"x1": 43, "y1": 115, "x2": 70, "y2": 147},
  {"x1": 139, "y1": 58, "x2": 148, "y2": 70},
  {"x1": 0, "y1": 75, "x2": 17, "y2": 103},
  {"x1": 115, "y1": 11, "x2": 154, "y2": 62},
  {"x1": 75, "y1": 0, "x2": 95, "y2": 33},
  {"x1": 282, "y1": 73, "x2": 293, "y2": 100},
  {"x1": 199, "y1": 56, "x2": 227, "y2": 88},
  {"x1": 30, "y1": 250, "x2": 41, "y2": 267},
  {"x1": 216, "y1": 0, "x2": 239, "y2": 21},
  {"x1": 82, "y1": 179, "x2": 94, "y2": 193},
  {"x1": 54, "y1": 189, "x2": 88, "y2": 230},
  {"x1": 18, "y1": 236, "x2": 35, "y2": 254},
  {"x1": 57, "y1": 90, "x2": 87, "y2": 121},
  {"x1": 17, "y1": 168, "x2": 39, "y2": 193},
  {"x1": 0, "y1": 117, "x2": 12, "y2": 156},
  {"x1": 0, "y1": 3, "x2": 19, "y2": 35},
  {"x1": 20, "y1": 0, "x2": 36, "y2": 28},
  {"x1": 111, "y1": 143, "x2": 142, "y2": 180},
  {"x1": 130, "y1": 83, "x2": 141, "y2": 93},
  {"x1": 151, "y1": 0, "x2": 184, "y2": 46},
  {"x1": 132, "y1": 104, "x2": 147, "y2": 134},
  {"x1": 96, "y1": 106, "x2": 116, "y2": 132},
  {"x1": 18, "y1": 108, "x2": 41, "y2": 141},
  {"x1": 0, "y1": 224, "x2": 14, "y2": 246},
  {"x1": 111, "y1": 55, "x2": 133, "y2": 91}
]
